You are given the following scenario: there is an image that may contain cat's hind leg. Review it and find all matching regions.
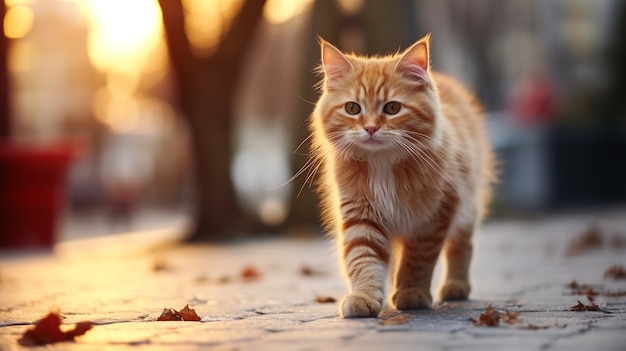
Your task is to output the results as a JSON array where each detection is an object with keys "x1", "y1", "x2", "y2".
[{"x1": 438, "y1": 226, "x2": 473, "y2": 301}]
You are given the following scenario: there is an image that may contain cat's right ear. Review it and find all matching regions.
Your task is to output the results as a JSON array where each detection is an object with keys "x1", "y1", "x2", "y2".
[{"x1": 319, "y1": 37, "x2": 353, "y2": 81}]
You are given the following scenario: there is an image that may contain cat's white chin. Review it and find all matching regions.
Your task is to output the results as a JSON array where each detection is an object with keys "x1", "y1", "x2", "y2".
[{"x1": 357, "y1": 138, "x2": 389, "y2": 152}]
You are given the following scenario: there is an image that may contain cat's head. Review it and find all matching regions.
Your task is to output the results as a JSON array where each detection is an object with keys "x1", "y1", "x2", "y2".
[{"x1": 313, "y1": 34, "x2": 442, "y2": 161}]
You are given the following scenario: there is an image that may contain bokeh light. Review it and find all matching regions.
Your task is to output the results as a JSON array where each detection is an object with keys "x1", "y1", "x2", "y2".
[{"x1": 3, "y1": 4, "x2": 35, "y2": 39}]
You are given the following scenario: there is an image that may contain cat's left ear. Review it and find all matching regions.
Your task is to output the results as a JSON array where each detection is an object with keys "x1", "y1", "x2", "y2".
[
  {"x1": 396, "y1": 33, "x2": 431, "y2": 81},
  {"x1": 319, "y1": 37, "x2": 353, "y2": 81}
]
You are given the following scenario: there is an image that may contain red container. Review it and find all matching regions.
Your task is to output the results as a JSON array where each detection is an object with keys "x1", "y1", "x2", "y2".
[{"x1": 0, "y1": 141, "x2": 74, "y2": 248}]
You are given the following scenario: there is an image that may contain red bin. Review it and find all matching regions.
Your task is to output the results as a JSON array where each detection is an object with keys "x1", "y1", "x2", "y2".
[{"x1": 0, "y1": 141, "x2": 74, "y2": 248}]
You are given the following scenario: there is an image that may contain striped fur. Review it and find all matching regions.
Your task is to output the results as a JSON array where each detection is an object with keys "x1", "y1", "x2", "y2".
[{"x1": 309, "y1": 34, "x2": 495, "y2": 318}]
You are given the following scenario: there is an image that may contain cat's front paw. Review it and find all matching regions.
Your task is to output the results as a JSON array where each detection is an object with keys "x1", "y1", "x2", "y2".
[
  {"x1": 438, "y1": 279, "x2": 470, "y2": 301},
  {"x1": 340, "y1": 293, "x2": 381, "y2": 318},
  {"x1": 390, "y1": 288, "x2": 432, "y2": 310}
]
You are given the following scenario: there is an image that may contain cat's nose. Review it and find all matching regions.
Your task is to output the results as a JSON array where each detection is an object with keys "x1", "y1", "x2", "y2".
[{"x1": 364, "y1": 126, "x2": 380, "y2": 136}]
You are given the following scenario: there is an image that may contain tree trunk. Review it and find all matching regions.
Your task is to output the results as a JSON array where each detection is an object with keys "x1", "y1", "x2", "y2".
[
  {"x1": 0, "y1": 1, "x2": 10, "y2": 138},
  {"x1": 158, "y1": 0, "x2": 266, "y2": 240}
]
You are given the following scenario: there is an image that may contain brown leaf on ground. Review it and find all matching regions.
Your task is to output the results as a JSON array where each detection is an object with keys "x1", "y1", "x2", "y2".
[
  {"x1": 18, "y1": 311, "x2": 94, "y2": 345},
  {"x1": 300, "y1": 266, "x2": 326, "y2": 277},
  {"x1": 471, "y1": 306, "x2": 500, "y2": 327},
  {"x1": 604, "y1": 264, "x2": 626, "y2": 279},
  {"x1": 566, "y1": 223, "x2": 603, "y2": 256},
  {"x1": 241, "y1": 266, "x2": 261, "y2": 280},
  {"x1": 565, "y1": 280, "x2": 625, "y2": 298},
  {"x1": 218, "y1": 275, "x2": 232, "y2": 284},
  {"x1": 158, "y1": 305, "x2": 201, "y2": 322},
  {"x1": 565, "y1": 280, "x2": 601, "y2": 292},
  {"x1": 380, "y1": 314, "x2": 413, "y2": 326},
  {"x1": 300, "y1": 266, "x2": 314, "y2": 276},
  {"x1": 157, "y1": 308, "x2": 183, "y2": 321},
  {"x1": 501, "y1": 311, "x2": 521, "y2": 325},
  {"x1": 314, "y1": 296, "x2": 336, "y2": 303},
  {"x1": 153, "y1": 258, "x2": 173, "y2": 272},
  {"x1": 179, "y1": 305, "x2": 201, "y2": 321},
  {"x1": 194, "y1": 275, "x2": 210, "y2": 284},
  {"x1": 570, "y1": 300, "x2": 599, "y2": 311}
]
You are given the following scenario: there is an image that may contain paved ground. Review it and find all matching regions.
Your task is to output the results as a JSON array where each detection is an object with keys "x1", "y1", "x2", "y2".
[{"x1": 1, "y1": 208, "x2": 625, "y2": 350}]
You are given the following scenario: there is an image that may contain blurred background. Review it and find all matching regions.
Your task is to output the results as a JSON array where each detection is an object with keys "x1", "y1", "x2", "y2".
[{"x1": 1, "y1": 0, "x2": 624, "y2": 247}]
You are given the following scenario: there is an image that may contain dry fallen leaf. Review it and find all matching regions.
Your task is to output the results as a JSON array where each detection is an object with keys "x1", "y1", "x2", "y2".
[
  {"x1": 470, "y1": 306, "x2": 500, "y2": 327},
  {"x1": 604, "y1": 264, "x2": 626, "y2": 279},
  {"x1": 380, "y1": 314, "x2": 413, "y2": 326},
  {"x1": 153, "y1": 258, "x2": 173, "y2": 272},
  {"x1": 501, "y1": 311, "x2": 520, "y2": 325},
  {"x1": 314, "y1": 296, "x2": 336, "y2": 303},
  {"x1": 18, "y1": 311, "x2": 94, "y2": 345},
  {"x1": 218, "y1": 275, "x2": 232, "y2": 284},
  {"x1": 157, "y1": 308, "x2": 183, "y2": 321},
  {"x1": 300, "y1": 266, "x2": 326, "y2": 277},
  {"x1": 570, "y1": 300, "x2": 599, "y2": 312},
  {"x1": 157, "y1": 305, "x2": 201, "y2": 322},
  {"x1": 179, "y1": 305, "x2": 201, "y2": 321},
  {"x1": 300, "y1": 266, "x2": 314, "y2": 276},
  {"x1": 566, "y1": 224, "x2": 603, "y2": 256},
  {"x1": 194, "y1": 275, "x2": 210, "y2": 284},
  {"x1": 241, "y1": 266, "x2": 261, "y2": 280}
]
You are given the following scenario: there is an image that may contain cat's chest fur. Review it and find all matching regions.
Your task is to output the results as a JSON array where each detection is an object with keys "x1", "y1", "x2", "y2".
[{"x1": 365, "y1": 158, "x2": 432, "y2": 234}]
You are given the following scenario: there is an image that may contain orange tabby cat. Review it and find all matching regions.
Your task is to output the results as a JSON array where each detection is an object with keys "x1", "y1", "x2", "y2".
[{"x1": 309, "y1": 34, "x2": 495, "y2": 318}]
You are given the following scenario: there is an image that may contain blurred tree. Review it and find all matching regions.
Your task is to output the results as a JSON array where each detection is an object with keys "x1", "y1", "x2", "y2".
[
  {"x1": 157, "y1": 0, "x2": 266, "y2": 240},
  {"x1": 0, "y1": 0, "x2": 9, "y2": 138},
  {"x1": 286, "y1": 0, "x2": 417, "y2": 230}
]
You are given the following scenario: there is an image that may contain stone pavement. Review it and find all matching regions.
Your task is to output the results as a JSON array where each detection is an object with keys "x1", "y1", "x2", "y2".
[{"x1": 1, "y1": 209, "x2": 625, "y2": 350}]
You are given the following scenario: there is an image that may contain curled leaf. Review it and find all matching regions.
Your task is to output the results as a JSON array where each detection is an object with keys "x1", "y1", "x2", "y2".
[
  {"x1": 566, "y1": 224, "x2": 603, "y2": 256},
  {"x1": 471, "y1": 306, "x2": 500, "y2": 327},
  {"x1": 501, "y1": 311, "x2": 520, "y2": 325},
  {"x1": 241, "y1": 266, "x2": 261, "y2": 280},
  {"x1": 604, "y1": 265, "x2": 626, "y2": 279},
  {"x1": 18, "y1": 311, "x2": 94, "y2": 345},
  {"x1": 157, "y1": 308, "x2": 183, "y2": 321},
  {"x1": 314, "y1": 296, "x2": 336, "y2": 303},
  {"x1": 570, "y1": 300, "x2": 599, "y2": 311},
  {"x1": 180, "y1": 304, "x2": 201, "y2": 321},
  {"x1": 157, "y1": 305, "x2": 201, "y2": 322}
]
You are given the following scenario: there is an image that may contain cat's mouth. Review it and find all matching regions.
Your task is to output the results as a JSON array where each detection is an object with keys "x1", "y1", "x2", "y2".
[{"x1": 357, "y1": 136, "x2": 388, "y2": 151}]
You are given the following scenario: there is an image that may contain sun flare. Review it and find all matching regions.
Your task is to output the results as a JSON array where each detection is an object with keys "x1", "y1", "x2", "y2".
[{"x1": 78, "y1": 0, "x2": 163, "y2": 74}]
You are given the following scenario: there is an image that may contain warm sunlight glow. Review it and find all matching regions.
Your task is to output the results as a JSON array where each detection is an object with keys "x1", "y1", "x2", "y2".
[
  {"x1": 4, "y1": 0, "x2": 34, "y2": 6},
  {"x1": 182, "y1": 0, "x2": 242, "y2": 57},
  {"x1": 3, "y1": 4, "x2": 34, "y2": 39},
  {"x1": 75, "y1": 0, "x2": 170, "y2": 134},
  {"x1": 80, "y1": 0, "x2": 163, "y2": 74},
  {"x1": 337, "y1": 0, "x2": 364, "y2": 15},
  {"x1": 263, "y1": 0, "x2": 312, "y2": 24}
]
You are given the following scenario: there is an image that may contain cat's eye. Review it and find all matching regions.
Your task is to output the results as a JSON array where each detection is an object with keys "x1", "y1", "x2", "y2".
[
  {"x1": 344, "y1": 102, "x2": 361, "y2": 115},
  {"x1": 383, "y1": 101, "x2": 401, "y2": 115}
]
